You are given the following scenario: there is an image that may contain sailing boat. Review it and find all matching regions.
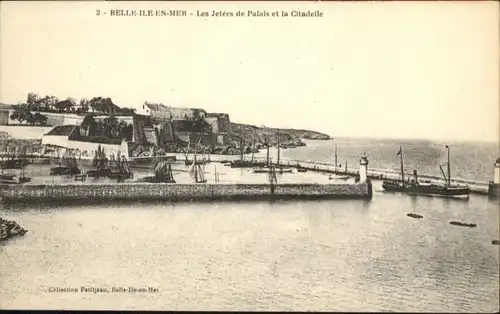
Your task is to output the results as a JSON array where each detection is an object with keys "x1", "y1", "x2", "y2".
[
  {"x1": 382, "y1": 145, "x2": 470, "y2": 198},
  {"x1": 0, "y1": 146, "x2": 31, "y2": 184},
  {"x1": 188, "y1": 140, "x2": 206, "y2": 183},
  {"x1": 230, "y1": 125, "x2": 253, "y2": 168},
  {"x1": 50, "y1": 150, "x2": 81, "y2": 175},
  {"x1": 329, "y1": 144, "x2": 349, "y2": 180},
  {"x1": 138, "y1": 158, "x2": 176, "y2": 183},
  {"x1": 189, "y1": 139, "x2": 207, "y2": 183},
  {"x1": 214, "y1": 164, "x2": 220, "y2": 183},
  {"x1": 268, "y1": 158, "x2": 278, "y2": 196},
  {"x1": 275, "y1": 130, "x2": 292, "y2": 173},
  {"x1": 184, "y1": 137, "x2": 193, "y2": 166},
  {"x1": 0, "y1": 146, "x2": 29, "y2": 169},
  {"x1": 107, "y1": 151, "x2": 134, "y2": 180},
  {"x1": 86, "y1": 145, "x2": 111, "y2": 178}
]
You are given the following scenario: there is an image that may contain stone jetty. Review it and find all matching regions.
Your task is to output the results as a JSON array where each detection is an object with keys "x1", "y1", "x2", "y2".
[
  {"x1": 0, "y1": 217, "x2": 28, "y2": 241},
  {"x1": 0, "y1": 181, "x2": 373, "y2": 204}
]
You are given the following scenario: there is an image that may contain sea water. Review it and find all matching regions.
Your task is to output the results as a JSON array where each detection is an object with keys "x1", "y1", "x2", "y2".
[{"x1": 0, "y1": 138, "x2": 498, "y2": 311}]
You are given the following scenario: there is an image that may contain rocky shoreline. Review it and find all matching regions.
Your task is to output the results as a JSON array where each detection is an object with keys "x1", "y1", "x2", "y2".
[{"x1": 0, "y1": 217, "x2": 28, "y2": 242}]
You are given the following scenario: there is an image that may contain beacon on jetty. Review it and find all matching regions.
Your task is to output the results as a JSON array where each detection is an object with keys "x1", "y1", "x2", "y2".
[{"x1": 488, "y1": 157, "x2": 500, "y2": 199}]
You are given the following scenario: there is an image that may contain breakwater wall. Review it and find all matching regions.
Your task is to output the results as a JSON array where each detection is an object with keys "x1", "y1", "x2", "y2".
[{"x1": 0, "y1": 182, "x2": 372, "y2": 204}]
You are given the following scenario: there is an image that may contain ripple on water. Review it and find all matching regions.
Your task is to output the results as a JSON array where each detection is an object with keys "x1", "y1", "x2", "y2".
[{"x1": 0, "y1": 191, "x2": 498, "y2": 311}]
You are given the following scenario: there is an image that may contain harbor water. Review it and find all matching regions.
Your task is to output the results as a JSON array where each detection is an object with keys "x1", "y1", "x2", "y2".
[{"x1": 0, "y1": 139, "x2": 499, "y2": 311}]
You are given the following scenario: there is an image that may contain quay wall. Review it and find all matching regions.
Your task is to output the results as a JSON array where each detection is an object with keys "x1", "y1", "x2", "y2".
[{"x1": 0, "y1": 182, "x2": 372, "y2": 203}]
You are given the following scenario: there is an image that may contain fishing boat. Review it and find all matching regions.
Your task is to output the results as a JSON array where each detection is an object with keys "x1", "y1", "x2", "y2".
[
  {"x1": 0, "y1": 158, "x2": 29, "y2": 170},
  {"x1": 230, "y1": 126, "x2": 254, "y2": 168},
  {"x1": 329, "y1": 174, "x2": 350, "y2": 180},
  {"x1": 329, "y1": 144, "x2": 349, "y2": 180},
  {"x1": 449, "y1": 221, "x2": 476, "y2": 228},
  {"x1": 0, "y1": 146, "x2": 29, "y2": 170},
  {"x1": 189, "y1": 140, "x2": 207, "y2": 183},
  {"x1": 382, "y1": 145, "x2": 470, "y2": 198},
  {"x1": 253, "y1": 167, "x2": 293, "y2": 174},
  {"x1": 50, "y1": 150, "x2": 81, "y2": 175},
  {"x1": 407, "y1": 213, "x2": 423, "y2": 219},
  {"x1": 0, "y1": 173, "x2": 27, "y2": 184},
  {"x1": 182, "y1": 137, "x2": 193, "y2": 166},
  {"x1": 86, "y1": 145, "x2": 112, "y2": 178},
  {"x1": 0, "y1": 146, "x2": 31, "y2": 184},
  {"x1": 297, "y1": 163, "x2": 307, "y2": 172},
  {"x1": 214, "y1": 164, "x2": 220, "y2": 183},
  {"x1": 137, "y1": 159, "x2": 176, "y2": 183},
  {"x1": 107, "y1": 152, "x2": 134, "y2": 180}
]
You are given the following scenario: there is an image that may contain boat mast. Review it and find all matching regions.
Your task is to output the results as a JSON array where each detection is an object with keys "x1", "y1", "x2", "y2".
[
  {"x1": 194, "y1": 139, "x2": 199, "y2": 182},
  {"x1": 251, "y1": 134, "x2": 255, "y2": 162},
  {"x1": 239, "y1": 125, "x2": 244, "y2": 162},
  {"x1": 334, "y1": 144, "x2": 338, "y2": 174},
  {"x1": 446, "y1": 145, "x2": 451, "y2": 186},
  {"x1": 277, "y1": 129, "x2": 280, "y2": 167},
  {"x1": 266, "y1": 127, "x2": 270, "y2": 167},
  {"x1": 400, "y1": 146, "x2": 405, "y2": 186}
]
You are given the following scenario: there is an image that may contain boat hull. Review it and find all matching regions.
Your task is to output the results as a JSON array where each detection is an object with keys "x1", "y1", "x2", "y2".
[
  {"x1": 0, "y1": 159, "x2": 29, "y2": 170},
  {"x1": 108, "y1": 172, "x2": 134, "y2": 180},
  {"x1": 86, "y1": 169, "x2": 112, "y2": 178},
  {"x1": 382, "y1": 180, "x2": 470, "y2": 197},
  {"x1": 50, "y1": 167, "x2": 81, "y2": 176},
  {"x1": 136, "y1": 176, "x2": 176, "y2": 183},
  {"x1": 253, "y1": 167, "x2": 293, "y2": 173}
]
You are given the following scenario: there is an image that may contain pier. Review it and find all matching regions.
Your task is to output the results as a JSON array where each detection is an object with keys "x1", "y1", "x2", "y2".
[
  {"x1": 7, "y1": 152, "x2": 493, "y2": 195},
  {"x1": 161, "y1": 155, "x2": 490, "y2": 195},
  {"x1": 0, "y1": 182, "x2": 373, "y2": 204}
]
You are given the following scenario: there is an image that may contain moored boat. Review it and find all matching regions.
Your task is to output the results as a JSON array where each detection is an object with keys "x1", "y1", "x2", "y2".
[
  {"x1": 449, "y1": 221, "x2": 477, "y2": 228},
  {"x1": 137, "y1": 158, "x2": 176, "y2": 183},
  {"x1": 0, "y1": 158, "x2": 29, "y2": 170},
  {"x1": 50, "y1": 151, "x2": 81, "y2": 175},
  {"x1": 407, "y1": 213, "x2": 423, "y2": 219},
  {"x1": 86, "y1": 145, "x2": 111, "y2": 178},
  {"x1": 0, "y1": 173, "x2": 30, "y2": 184},
  {"x1": 107, "y1": 152, "x2": 134, "y2": 180},
  {"x1": 382, "y1": 145, "x2": 470, "y2": 198},
  {"x1": 253, "y1": 166, "x2": 293, "y2": 174},
  {"x1": 297, "y1": 164, "x2": 307, "y2": 173}
]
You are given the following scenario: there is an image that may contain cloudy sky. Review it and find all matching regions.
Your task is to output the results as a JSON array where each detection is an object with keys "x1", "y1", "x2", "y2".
[{"x1": 1, "y1": 1, "x2": 498, "y2": 142}]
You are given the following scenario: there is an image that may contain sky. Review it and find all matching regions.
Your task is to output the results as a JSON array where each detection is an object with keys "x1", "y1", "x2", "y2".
[{"x1": 0, "y1": 1, "x2": 498, "y2": 142}]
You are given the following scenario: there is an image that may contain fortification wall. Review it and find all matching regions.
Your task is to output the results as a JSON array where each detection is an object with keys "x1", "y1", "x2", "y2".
[
  {"x1": 5, "y1": 110, "x2": 85, "y2": 126},
  {"x1": 40, "y1": 136, "x2": 130, "y2": 157},
  {"x1": 0, "y1": 182, "x2": 372, "y2": 203}
]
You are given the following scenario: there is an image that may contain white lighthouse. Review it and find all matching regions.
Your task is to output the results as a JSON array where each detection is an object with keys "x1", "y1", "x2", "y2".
[
  {"x1": 488, "y1": 157, "x2": 500, "y2": 199},
  {"x1": 359, "y1": 153, "x2": 369, "y2": 183}
]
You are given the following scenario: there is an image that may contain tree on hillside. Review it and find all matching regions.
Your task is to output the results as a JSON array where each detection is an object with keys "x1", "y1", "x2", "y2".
[
  {"x1": 37, "y1": 95, "x2": 59, "y2": 111},
  {"x1": 26, "y1": 93, "x2": 40, "y2": 108},
  {"x1": 184, "y1": 114, "x2": 212, "y2": 133},
  {"x1": 54, "y1": 98, "x2": 76, "y2": 112},
  {"x1": 9, "y1": 105, "x2": 47, "y2": 125},
  {"x1": 79, "y1": 99, "x2": 90, "y2": 113},
  {"x1": 33, "y1": 112, "x2": 48, "y2": 125},
  {"x1": 10, "y1": 105, "x2": 32, "y2": 124},
  {"x1": 89, "y1": 97, "x2": 117, "y2": 113}
]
